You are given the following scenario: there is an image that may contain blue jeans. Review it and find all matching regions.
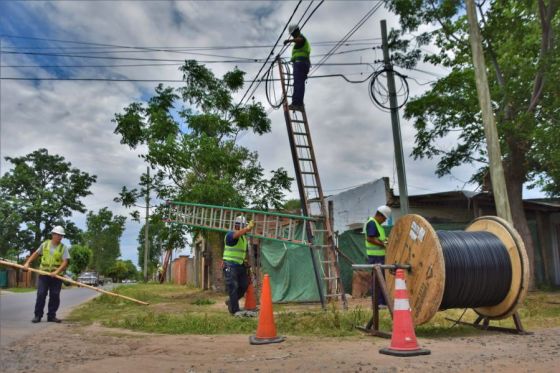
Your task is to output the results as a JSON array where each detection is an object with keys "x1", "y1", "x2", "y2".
[
  {"x1": 223, "y1": 263, "x2": 249, "y2": 314},
  {"x1": 34, "y1": 275, "x2": 63, "y2": 319},
  {"x1": 367, "y1": 255, "x2": 386, "y2": 306},
  {"x1": 292, "y1": 60, "x2": 310, "y2": 106}
]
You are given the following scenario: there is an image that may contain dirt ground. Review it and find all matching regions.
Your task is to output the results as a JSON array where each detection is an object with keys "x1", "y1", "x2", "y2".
[{"x1": 1, "y1": 322, "x2": 559, "y2": 373}]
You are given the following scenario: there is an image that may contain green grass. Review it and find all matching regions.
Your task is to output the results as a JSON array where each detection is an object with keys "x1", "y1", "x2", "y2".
[
  {"x1": 68, "y1": 284, "x2": 560, "y2": 338},
  {"x1": 1, "y1": 287, "x2": 36, "y2": 293}
]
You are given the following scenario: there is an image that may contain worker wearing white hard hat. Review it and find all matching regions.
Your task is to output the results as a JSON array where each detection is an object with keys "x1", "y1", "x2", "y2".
[
  {"x1": 283, "y1": 24, "x2": 311, "y2": 111},
  {"x1": 23, "y1": 225, "x2": 70, "y2": 323},
  {"x1": 363, "y1": 205, "x2": 392, "y2": 307},
  {"x1": 223, "y1": 215, "x2": 255, "y2": 316}
]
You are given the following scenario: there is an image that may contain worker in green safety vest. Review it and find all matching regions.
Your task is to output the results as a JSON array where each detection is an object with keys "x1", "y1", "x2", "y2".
[
  {"x1": 364, "y1": 205, "x2": 392, "y2": 307},
  {"x1": 283, "y1": 24, "x2": 311, "y2": 111},
  {"x1": 223, "y1": 215, "x2": 255, "y2": 315},
  {"x1": 23, "y1": 225, "x2": 70, "y2": 323}
]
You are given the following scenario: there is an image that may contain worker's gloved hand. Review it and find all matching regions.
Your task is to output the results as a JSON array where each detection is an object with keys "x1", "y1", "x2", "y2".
[
  {"x1": 383, "y1": 239, "x2": 389, "y2": 247},
  {"x1": 283, "y1": 39, "x2": 290, "y2": 45},
  {"x1": 247, "y1": 220, "x2": 255, "y2": 230}
]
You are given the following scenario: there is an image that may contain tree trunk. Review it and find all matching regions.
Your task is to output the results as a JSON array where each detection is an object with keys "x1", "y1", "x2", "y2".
[{"x1": 504, "y1": 162, "x2": 535, "y2": 290}]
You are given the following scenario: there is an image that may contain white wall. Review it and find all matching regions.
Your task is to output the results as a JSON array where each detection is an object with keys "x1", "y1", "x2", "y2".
[{"x1": 327, "y1": 178, "x2": 389, "y2": 234}]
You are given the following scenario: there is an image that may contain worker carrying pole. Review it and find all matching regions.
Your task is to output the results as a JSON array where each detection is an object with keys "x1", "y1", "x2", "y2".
[
  {"x1": 22, "y1": 225, "x2": 70, "y2": 323},
  {"x1": 0, "y1": 258, "x2": 149, "y2": 306},
  {"x1": 283, "y1": 24, "x2": 311, "y2": 111}
]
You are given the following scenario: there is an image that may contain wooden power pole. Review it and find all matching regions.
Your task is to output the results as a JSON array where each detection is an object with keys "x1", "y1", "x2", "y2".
[
  {"x1": 381, "y1": 20, "x2": 410, "y2": 215},
  {"x1": 143, "y1": 166, "x2": 150, "y2": 282},
  {"x1": 466, "y1": 0, "x2": 513, "y2": 223}
]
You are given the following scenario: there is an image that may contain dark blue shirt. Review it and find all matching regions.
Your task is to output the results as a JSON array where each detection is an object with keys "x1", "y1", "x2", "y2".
[
  {"x1": 225, "y1": 231, "x2": 240, "y2": 247},
  {"x1": 366, "y1": 221, "x2": 380, "y2": 238}
]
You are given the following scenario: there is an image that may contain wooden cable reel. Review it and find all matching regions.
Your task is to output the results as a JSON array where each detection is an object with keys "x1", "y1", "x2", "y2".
[{"x1": 385, "y1": 214, "x2": 529, "y2": 325}]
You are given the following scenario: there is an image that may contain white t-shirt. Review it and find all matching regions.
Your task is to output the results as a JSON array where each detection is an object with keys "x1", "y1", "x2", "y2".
[{"x1": 37, "y1": 241, "x2": 70, "y2": 260}]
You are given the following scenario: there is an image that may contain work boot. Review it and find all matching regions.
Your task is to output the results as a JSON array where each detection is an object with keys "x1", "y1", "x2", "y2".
[
  {"x1": 31, "y1": 316, "x2": 41, "y2": 323},
  {"x1": 47, "y1": 317, "x2": 62, "y2": 323}
]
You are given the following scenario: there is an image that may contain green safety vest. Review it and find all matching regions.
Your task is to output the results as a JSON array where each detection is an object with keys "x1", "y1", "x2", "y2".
[
  {"x1": 364, "y1": 217, "x2": 386, "y2": 257},
  {"x1": 291, "y1": 35, "x2": 311, "y2": 62},
  {"x1": 223, "y1": 234, "x2": 247, "y2": 265},
  {"x1": 39, "y1": 240, "x2": 65, "y2": 272}
]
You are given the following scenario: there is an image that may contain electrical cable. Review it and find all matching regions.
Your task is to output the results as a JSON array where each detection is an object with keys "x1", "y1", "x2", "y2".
[
  {"x1": 310, "y1": 2, "x2": 383, "y2": 76},
  {"x1": 238, "y1": 0, "x2": 325, "y2": 108},
  {"x1": 1, "y1": 34, "x2": 380, "y2": 51},
  {"x1": 368, "y1": 66, "x2": 410, "y2": 111},
  {"x1": 437, "y1": 230, "x2": 512, "y2": 309},
  {"x1": 236, "y1": 0, "x2": 303, "y2": 108}
]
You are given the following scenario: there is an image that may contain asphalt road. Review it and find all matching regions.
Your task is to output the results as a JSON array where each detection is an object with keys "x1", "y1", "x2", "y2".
[{"x1": 0, "y1": 286, "x2": 102, "y2": 347}]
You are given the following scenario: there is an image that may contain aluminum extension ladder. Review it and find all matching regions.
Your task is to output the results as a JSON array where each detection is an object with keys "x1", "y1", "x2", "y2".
[
  {"x1": 165, "y1": 201, "x2": 315, "y2": 247},
  {"x1": 277, "y1": 57, "x2": 347, "y2": 309}
]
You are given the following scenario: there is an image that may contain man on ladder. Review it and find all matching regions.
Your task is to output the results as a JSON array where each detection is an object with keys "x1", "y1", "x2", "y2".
[
  {"x1": 284, "y1": 24, "x2": 311, "y2": 111},
  {"x1": 364, "y1": 205, "x2": 392, "y2": 307},
  {"x1": 223, "y1": 216, "x2": 255, "y2": 316}
]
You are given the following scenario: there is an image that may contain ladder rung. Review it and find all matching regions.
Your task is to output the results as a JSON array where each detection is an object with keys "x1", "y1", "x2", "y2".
[
  {"x1": 325, "y1": 293, "x2": 343, "y2": 298},
  {"x1": 322, "y1": 276, "x2": 339, "y2": 280},
  {"x1": 299, "y1": 158, "x2": 313, "y2": 161},
  {"x1": 301, "y1": 171, "x2": 316, "y2": 175},
  {"x1": 293, "y1": 132, "x2": 307, "y2": 135},
  {"x1": 304, "y1": 185, "x2": 318, "y2": 188},
  {"x1": 296, "y1": 145, "x2": 311, "y2": 148},
  {"x1": 291, "y1": 119, "x2": 305, "y2": 123}
]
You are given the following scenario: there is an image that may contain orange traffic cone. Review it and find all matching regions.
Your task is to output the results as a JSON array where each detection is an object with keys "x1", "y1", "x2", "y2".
[
  {"x1": 244, "y1": 282, "x2": 258, "y2": 311},
  {"x1": 380, "y1": 269, "x2": 430, "y2": 357},
  {"x1": 249, "y1": 274, "x2": 285, "y2": 345}
]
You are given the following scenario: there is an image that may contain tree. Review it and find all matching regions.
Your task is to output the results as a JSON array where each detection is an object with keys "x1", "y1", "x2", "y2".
[
  {"x1": 385, "y1": 0, "x2": 560, "y2": 285},
  {"x1": 69, "y1": 244, "x2": 92, "y2": 276},
  {"x1": 137, "y1": 213, "x2": 188, "y2": 275},
  {"x1": 83, "y1": 207, "x2": 126, "y2": 276},
  {"x1": 113, "y1": 60, "x2": 292, "y2": 211},
  {"x1": 0, "y1": 196, "x2": 32, "y2": 260},
  {"x1": 0, "y1": 149, "x2": 96, "y2": 253},
  {"x1": 107, "y1": 259, "x2": 138, "y2": 282}
]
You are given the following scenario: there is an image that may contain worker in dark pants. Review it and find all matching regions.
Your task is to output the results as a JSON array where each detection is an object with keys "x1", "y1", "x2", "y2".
[
  {"x1": 364, "y1": 206, "x2": 392, "y2": 307},
  {"x1": 23, "y1": 226, "x2": 69, "y2": 323},
  {"x1": 284, "y1": 24, "x2": 311, "y2": 111},
  {"x1": 223, "y1": 216, "x2": 255, "y2": 316}
]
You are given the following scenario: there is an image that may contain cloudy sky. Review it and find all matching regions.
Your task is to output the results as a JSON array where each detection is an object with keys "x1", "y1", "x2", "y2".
[{"x1": 0, "y1": 0, "x2": 545, "y2": 266}]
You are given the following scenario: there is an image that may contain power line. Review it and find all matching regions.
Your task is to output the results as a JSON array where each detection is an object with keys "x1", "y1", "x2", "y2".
[
  {"x1": 310, "y1": 2, "x2": 383, "y2": 76},
  {"x1": 236, "y1": 0, "x2": 304, "y2": 108},
  {"x1": 0, "y1": 71, "x2": 372, "y2": 83},
  {"x1": 1, "y1": 35, "x2": 382, "y2": 52},
  {"x1": 0, "y1": 46, "x2": 378, "y2": 62},
  {"x1": 238, "y1": 0, "x2": 325, "y2": 108},
  {"x1": 1, "y1": 61, "x2": 375, "y2": 69}
]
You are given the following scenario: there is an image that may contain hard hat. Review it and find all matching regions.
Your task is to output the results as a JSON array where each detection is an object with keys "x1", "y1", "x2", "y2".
[
  {"x1": 288, "y1": 24, "x2": 299, "y2": 35},
  {"x1": 51, "y1": 226, "x2": 66, "y2": 236},
  {"x1": 234, "y1": 215, "x2": 247, "y2": 227},
  {"x1": 376, "y1": 205, "x2": 392, "y2": 220}
]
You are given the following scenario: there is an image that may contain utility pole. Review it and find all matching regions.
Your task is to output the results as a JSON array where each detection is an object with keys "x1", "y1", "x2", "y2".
[
  {"x1": 143, "y1": 167, "x2": 150, "y2": 282},
  {"x1": 466, "y1": 0, "x2": 512, "y2": 223},
  {"x1": 381, "y1": 20, "x2": 409, "y2": 215}
]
